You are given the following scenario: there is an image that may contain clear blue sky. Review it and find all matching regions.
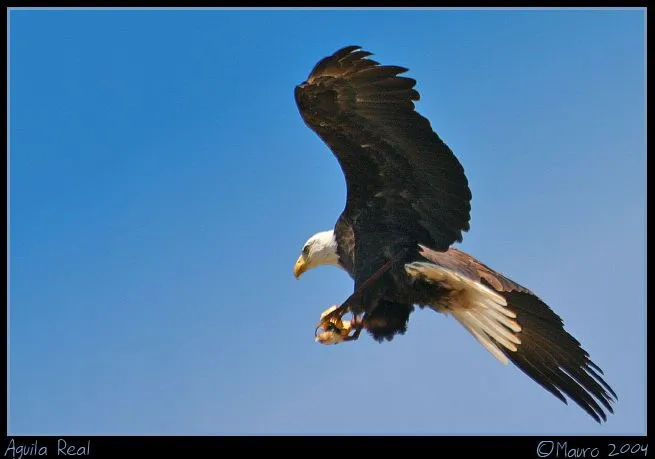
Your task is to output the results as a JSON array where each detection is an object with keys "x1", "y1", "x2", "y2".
[{"x1": 8, "y1": 8, "x2": 645, "y2": 435}]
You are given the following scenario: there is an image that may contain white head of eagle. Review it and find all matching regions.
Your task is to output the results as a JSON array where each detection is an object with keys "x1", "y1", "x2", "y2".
[{"x1": 294, "y1": 230, "x2": 341, "y2": 278}]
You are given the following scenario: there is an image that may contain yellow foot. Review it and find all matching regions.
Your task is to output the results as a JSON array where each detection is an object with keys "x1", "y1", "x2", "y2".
[
  {"x1": 315, "y1": 305, "x2": 353, "y2": 345},
  {"x1": 315, "y1": 305, "x2": 366, "y2": 345}
]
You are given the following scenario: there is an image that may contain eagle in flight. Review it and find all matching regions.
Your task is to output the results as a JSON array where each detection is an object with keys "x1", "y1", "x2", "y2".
[{"x1": 292, "y1": 45, "x2": 617, "y2": 423}]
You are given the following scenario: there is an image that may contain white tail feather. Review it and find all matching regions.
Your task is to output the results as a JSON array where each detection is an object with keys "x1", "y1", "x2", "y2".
[{"x1": 405, "y1": 262, "x2": 522, "y2": 365}]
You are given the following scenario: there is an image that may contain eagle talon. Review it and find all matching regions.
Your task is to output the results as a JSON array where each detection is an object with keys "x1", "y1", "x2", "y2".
[
  {"x1": 315, "y1": 305, "x2": 365, "y2": 345},
  {"x1": 315, "y1": 305, "x2": 350, "y2": 345}
]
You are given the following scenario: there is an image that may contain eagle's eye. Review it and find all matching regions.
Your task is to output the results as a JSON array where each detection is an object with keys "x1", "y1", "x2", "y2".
[{"x1": 302, "y1": 245, "x2": 310, "y2": 256}]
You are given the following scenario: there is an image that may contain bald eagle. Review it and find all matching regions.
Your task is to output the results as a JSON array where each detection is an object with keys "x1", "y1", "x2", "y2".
[{"x1": 292, "y1": 45, "x2": 617, "y2": 423}]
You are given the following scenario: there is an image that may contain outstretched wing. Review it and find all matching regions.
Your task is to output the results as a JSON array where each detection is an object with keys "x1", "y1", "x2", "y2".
[
  {"x1": 408, "y1": 245, "x2": 617, "y2": 423},
  {"x1": 295, "y1": 46, "x2": 472, "y2": 266}
]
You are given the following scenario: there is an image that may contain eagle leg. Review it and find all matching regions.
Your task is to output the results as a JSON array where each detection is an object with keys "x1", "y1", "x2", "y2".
[
  {"x1": 341, "y1": 248, "x2": 410, "y2": 315},
  {"x1": 315, "y1": 307, "x2": 364, "y2": 344},
  {"x1": 341, "y1": 316, "x2": 365, "y2": 342},
  {"x1": 315, "y1": 303, "x2": 349, "y2": 328},
  {"x1": 315, "y1": 250, "x2": 408, "y2": 344},
  {"x1": 314, "y1": 304, "x2": 349, "y2": 344}
]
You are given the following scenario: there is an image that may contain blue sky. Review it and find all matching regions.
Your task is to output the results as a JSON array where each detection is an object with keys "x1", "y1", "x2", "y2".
[{"x1": 8, "y1": 8, "x2": 645, "y2": 435}]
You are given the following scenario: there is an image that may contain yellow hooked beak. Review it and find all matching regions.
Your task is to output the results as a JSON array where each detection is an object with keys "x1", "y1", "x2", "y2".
[{"x1": 294, "y1": 255, "x2": 308, "y2": 279}]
